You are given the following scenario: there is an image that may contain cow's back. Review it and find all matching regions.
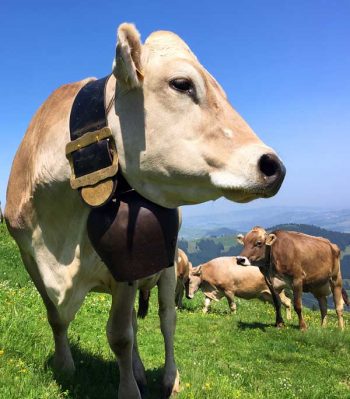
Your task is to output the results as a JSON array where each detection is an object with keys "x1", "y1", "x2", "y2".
[
  {"x1": 272, "y1": 230, "x2": 340, "y2": 284},
  {"x1": 200, "y1": 258, "x2": 269, "y2": 299},
  {"x1": 5, "y1": 78, "x2": 93, "y2": 230}
]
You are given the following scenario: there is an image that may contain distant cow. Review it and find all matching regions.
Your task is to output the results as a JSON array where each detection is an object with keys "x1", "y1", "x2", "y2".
[
  {"x1": 0, "y1": 202, "x2": 3, "y2": 224},
  {"x1": 237, "y1": 226, "x2": 345, "y2": 330},
  {"x1": 175, "y1": 249, "x2": 192, "y2": 309},
  {"x1": 137, "y1": 248, "x2": 192, "y2": 317},
  {"x1": 187, "y1": 256, "x2": 292, "y2": 319}
]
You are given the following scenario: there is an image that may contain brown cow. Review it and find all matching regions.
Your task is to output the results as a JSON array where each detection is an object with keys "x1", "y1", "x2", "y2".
[
  {"x1": 237, "y1": 226, "x2": 345, "y2": 330},
  {"x1": 175, "y1": 249, "x2": 192, "y2": 309},
  {"x1": 187, "y1": 256, "x2": 292, "y2": 319}
]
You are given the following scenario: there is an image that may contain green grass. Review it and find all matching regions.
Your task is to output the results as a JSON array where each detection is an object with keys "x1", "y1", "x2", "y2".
[{"x1": 1, "y1": 224, "x2": 350, "y2": 399}]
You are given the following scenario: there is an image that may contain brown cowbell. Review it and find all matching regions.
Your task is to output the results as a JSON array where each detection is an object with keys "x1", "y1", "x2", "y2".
[{"x1": 87, "y1": 190, "x2": 179, "y2": 282}]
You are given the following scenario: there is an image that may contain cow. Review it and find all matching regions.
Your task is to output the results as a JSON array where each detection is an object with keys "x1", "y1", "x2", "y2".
[
  {"x1": 187, "y1": 256, "x2": 291, "y2": 319},
  {"x1": 5, "y1": 23, "x2": 285, "y2": 399},
  {"x1": 237, "y1": 226, "x2": 345, "y2": 330},
  {"x1": 136, "y1": 248, "x2": 192, "y2": 318},
  {"x1": 175, "y1": 248, "x2": 192, "y2": 309},
  {"x1": 0, "y1": 201, "x2": 3, "y2": 224}
]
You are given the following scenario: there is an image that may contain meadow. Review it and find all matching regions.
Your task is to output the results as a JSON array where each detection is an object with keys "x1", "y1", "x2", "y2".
[{"x1": 1, "y1": 223, "x2": 350, "y2": 399}]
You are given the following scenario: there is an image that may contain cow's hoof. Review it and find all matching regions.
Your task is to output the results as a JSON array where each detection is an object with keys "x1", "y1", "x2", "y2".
[
  {"x1": 275, "y1": 322, "x2": 285, "y2": 329},
  {"x1": 162, "y1": 369, "x2": 180, "y2": 398},
  {"x1": 52, "y1": 355, "x2": 76, "y2": 377},
  {"x1": 136, "y1": 379, "x2": 148, "y2": 399}
]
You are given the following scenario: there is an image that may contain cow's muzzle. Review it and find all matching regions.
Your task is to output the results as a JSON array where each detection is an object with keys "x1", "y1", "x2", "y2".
[
  {"x1": 258, "y1": 153, "x2": 286, "y2": 196},
  {"x1": 236, "y1": 256, "x2": 250, "y2": 266}
]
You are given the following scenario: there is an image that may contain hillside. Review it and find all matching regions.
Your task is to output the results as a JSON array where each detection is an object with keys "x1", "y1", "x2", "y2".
[{"x1": 1, "y1": 224, "x2": 350, "y2": 398}]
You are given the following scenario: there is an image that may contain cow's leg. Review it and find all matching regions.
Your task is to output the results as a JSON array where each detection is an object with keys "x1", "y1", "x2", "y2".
[
  {"x1": 330, "y1": 277, "x2": 344, "y2": 330},
  {"x1": 203, "y1": 297, "x2": 211, "y2": 313},
  {"x1": 292, "y1": 279, "x2": 306, "y2": 330},
  {"x1": 316, "y1": 296, "x2": 328, "y2": 327},
  {"x1": 157, "y1": 267, "x2": 180, "y2": 398},
  {"x1": 132, "y1": 309, "x2": 147, "y2": 397},
  {"x1": 264, "y1": 277, "x2": 284, "y2": 327},
  {"x1": 225, "y1": 291, "x2": 237, "y2": 313},
  {"x1": 175, "y1": 280, "x2": 184, "y2": 309},
  {"x1": 279, "y1": 290, "x2": 292, "y2": 320},
  {"x1": 20, "y1": 251, "x2": 75, "y2": 373},
  {"x1": 107, "y1": 281, "x2": 141, "y2": 399}
]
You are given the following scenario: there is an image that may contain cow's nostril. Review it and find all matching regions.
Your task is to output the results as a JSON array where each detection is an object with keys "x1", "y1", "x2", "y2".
[{"x1": 259, "y1": 153, "x2": 281, "y2": 177}]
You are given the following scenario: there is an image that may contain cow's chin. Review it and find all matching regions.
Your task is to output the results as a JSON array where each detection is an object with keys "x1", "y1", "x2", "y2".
[
  {"x1": 247, "y1": 257, "x2": 265, "y2": 267},
  {"x1": 220, "y1": 186, "x2": 273, "y2": 203}
]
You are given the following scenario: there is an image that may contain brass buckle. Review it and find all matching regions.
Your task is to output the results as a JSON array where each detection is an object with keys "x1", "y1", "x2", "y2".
[{"x1": 65, "y1": 127, "x2": 118, "y2": 190}]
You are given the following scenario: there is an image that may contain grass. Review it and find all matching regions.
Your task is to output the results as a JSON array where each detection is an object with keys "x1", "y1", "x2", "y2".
[{"x1": 1, "y1": 223, "x2": 350, "y2": 398}]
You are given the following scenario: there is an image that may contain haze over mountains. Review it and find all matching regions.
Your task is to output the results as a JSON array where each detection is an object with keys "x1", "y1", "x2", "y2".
[{"x1": 180, "y1": 203, "x2": 350, "y2": 239}]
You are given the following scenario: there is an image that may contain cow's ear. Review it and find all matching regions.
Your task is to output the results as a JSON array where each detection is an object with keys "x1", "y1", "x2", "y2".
[
  {"x1": 266, "y1": 234, "x2": 277, "y2": 246},
  {"x1": 236, "y1": 234, "x2": 245, "y2": 245},
  {"x1": 112, "y1": 23, "x2": 143, "y2": 88},
  {"x1": 192, "y1": 266, "x2": 202, "y2": 276}
]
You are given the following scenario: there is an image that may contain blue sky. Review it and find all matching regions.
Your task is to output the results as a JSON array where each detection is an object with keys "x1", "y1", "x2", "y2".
[{"x1": 1, "y1": 0, "x2": 349, "y2": 214}]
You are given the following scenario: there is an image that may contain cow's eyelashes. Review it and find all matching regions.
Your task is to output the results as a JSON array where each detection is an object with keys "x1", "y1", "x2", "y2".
[{"x1": 169, "y1": 78, "x2": 197, "y2": 101}]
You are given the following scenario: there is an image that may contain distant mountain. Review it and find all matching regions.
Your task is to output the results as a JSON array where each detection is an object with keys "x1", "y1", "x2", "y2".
[{"x1": 180, "y1": 205, "x2": 350, "y2": 239}]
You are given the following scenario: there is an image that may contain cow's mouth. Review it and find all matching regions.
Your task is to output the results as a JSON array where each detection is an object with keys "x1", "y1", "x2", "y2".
[{"x1": 221, "y1": 179, "x2": 285, "y2": 203}]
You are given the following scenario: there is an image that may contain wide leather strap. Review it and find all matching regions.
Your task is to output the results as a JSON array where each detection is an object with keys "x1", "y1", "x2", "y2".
[{"x1": 66, "y1": 76, "x2": 118, "y2": 206}]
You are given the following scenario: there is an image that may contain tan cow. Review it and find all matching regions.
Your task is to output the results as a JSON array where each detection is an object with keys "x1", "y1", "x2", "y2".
[
  {"x1": 5, "y1": 23, "x2": 285, "y2": 399},
  {"x1": 237, "y1": 227, "x2": 344, "y2": 330},
  {"x1": 175, "y1": 248, "x2": 192, "y2": 309},
  {"x1": 187, "y1": 256, "x2": 292, "y2": 319}
]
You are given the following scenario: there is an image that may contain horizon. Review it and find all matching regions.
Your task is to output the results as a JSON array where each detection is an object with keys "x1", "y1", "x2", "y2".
[{"x1": 1, "y1": 1, "x2": 349, "y2": 214}]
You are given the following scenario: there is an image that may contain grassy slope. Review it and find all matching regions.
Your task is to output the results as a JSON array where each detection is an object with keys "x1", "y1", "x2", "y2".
[{"x1": 1, "y1": 225, "x2": 350, "y2": 399}]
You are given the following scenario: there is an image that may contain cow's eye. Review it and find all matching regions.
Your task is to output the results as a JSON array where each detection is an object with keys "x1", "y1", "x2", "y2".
[
  {"x1": 256, "y1": 241, "x2": 262, "y2": 247},
  {"x1": 170, "y1": 78, "x2": 195, "y2": 95}
]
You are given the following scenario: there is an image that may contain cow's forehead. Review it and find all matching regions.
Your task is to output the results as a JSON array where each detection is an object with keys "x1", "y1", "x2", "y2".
[
  {"x1": 144, "y1": 30, "x2": 197, "y2": 61},
  {"x1": 246, "y1": 227, "x2": 267, "y2": 241}
]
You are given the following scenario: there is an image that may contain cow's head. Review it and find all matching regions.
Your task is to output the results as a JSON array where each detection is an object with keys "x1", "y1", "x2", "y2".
[
  {"x1": 186, "y1": 265, "x2": 202, "y2": 299},
  {"x1": 111, "y1": 23, "x2": 286, "y2": 208},
  {"x1": 237, "y1": 227, "x2": 277, "y2": 266}
]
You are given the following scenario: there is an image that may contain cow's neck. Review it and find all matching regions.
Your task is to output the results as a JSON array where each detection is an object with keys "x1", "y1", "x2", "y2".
[
  {"x1": 66, "y1": 75, "x2": 179, "y2": 283},
  {"x1": 261, "y1": 244, "x2": 273, "y2": 278}
]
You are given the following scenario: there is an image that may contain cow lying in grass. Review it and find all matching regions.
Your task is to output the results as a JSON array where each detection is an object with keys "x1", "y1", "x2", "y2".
[
  {"x1": 237, "y1": 226, "x2": 346, "y2": 330},
  {"x1": 187, "y1": 256, "x2": 291, "y2": 319}
]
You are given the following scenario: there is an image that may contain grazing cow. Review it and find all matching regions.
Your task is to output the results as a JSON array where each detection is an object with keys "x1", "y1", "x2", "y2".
[
  {"x1": 136, "y1": 248, "x2": 192, "y2": 318},
  {"x1": 187, "y1": 256, "x2": 292, "y2": 319},
  {"x1": 175, "y1": 249, "x2": 192, "y2": 309},
  {"x1": 5, "y1": 23, "x2": 285, "y2": 399},
  {"x1": 237, "y1": 227, "x2": 345, "y2": 330}
]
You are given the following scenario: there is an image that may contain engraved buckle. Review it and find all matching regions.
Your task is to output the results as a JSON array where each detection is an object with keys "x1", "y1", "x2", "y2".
[{"x1": 65, "y1": 127, "x2": 118, "y2": 190}]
